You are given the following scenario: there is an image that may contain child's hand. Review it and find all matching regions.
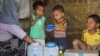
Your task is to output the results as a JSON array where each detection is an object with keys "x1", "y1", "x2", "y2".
[
  {"x1": 36, "y1": 15, "x2": 42, "y2": 19},
  {"x1": 55, "y1": 27, "x2": 61, "y2": 30}
]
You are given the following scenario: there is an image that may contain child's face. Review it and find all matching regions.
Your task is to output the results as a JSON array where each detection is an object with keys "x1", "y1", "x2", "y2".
[
  {"x1": 34, "y1": 6, "x2": 44, "y2": 16},
  {"x1": 86, "y1": 18, "x2": 99, "y2": 31},
  {"x1": 53, "y1": 10, "x2": 64, "y2": 21}
]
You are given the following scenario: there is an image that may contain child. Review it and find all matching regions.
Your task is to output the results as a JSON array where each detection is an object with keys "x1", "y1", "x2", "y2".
[
  {"x1": 52, "y1": 5, "x2": 67, "y2": 52},
  {"x1": 30, "y1": 1, "x2": 45, "y2": 46},
  {"x1": 73, "y1": 14, "x2": 100, "y2": 50}
]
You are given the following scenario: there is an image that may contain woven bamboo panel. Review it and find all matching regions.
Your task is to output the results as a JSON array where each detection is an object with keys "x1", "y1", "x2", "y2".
[{"x1": 45, "y1": 0, "x2": 100, "y2": 35}]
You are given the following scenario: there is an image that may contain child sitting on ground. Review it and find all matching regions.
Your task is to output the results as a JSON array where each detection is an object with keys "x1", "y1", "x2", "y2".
[{"x1": 73, "y1": 14, "x2": 100, "y2": 50}]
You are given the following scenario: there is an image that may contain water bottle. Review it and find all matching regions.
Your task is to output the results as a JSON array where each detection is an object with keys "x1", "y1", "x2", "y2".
[
  {"x1": 44, "y1": 42, "x2": 59, "y2": 56},
  {"x1": 27, "y1": 42, "x2": 43, "y2": 56},
  {"x1": 59, "y1": 46, "x2": 64, "y2": 56}
]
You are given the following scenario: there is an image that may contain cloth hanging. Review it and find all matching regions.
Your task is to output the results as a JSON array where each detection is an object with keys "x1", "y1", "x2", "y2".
[
  {"x1": 0, "y1": 0, "x2": 20, "y2": 25},
  {"x1": 15, "y1": 0, "x2": 30, "y2": 19}
]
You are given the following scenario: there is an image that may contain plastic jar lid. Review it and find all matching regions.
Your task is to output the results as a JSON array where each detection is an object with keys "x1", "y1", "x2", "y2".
[
  {"x1": 46, "y1": 42, "x2": 56, "y2": 48},
  {"x1": 46, "y1": 24, "x2": 54, "y2": 30}
]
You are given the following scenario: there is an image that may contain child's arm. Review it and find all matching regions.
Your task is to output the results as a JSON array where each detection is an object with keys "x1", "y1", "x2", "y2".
[
  {"x1": 30, "y1": 16, "x2": 42, "y2": 26},
  {"x1": 61, "y1": 22, "x2": 67, "y2": 31},
  {"x1": 55, "y1": 22, "x2": 67, "y2": 32}
]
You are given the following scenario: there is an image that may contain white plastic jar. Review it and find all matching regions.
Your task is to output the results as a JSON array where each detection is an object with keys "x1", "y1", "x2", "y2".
[
  {"x1": 44, "y1": 42, "x2": 59, "y2": 56},
  {"x1": 27, "y1": 43, "x2": 43, "y2": 56}
]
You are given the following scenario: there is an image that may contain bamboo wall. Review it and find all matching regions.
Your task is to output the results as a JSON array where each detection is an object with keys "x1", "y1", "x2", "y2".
[{"x1": 45, "y1": 0, "x2": 100, "y2": 35}]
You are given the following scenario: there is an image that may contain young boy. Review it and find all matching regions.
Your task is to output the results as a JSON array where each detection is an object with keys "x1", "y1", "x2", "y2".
[
  {"x1": 30, "y1": 1, "x2": 46, "y2": 46},
  {"x1": 73, "y1": 14, "x2": 100, "y2": 50},
  {"x1": 52, "y1": 5, "x2": 67, "y2": 52}
]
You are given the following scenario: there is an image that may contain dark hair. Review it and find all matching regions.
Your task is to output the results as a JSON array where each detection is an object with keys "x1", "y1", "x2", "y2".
[
  {"x1": 52, "y1": 5, "x2": 64, "y2": 12},
  {"x1": 87, "y1": 14, "x2": 100, "y2": 23},
  {"x1": 33, "y1": 1, "x2": 45, "y2": 10}
]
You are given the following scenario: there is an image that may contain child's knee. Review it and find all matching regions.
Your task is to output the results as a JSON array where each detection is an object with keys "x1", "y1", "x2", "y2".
[{"x1": 72, "y1": 39, "x2": 80, "y2": 45}]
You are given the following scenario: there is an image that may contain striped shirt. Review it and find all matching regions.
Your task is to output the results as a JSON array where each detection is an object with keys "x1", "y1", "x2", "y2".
[{"x1": 54, "y1": 19, "x2": 67, "y2": 38}]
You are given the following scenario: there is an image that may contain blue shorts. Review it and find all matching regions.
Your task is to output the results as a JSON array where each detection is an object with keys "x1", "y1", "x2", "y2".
[{"x1": 54, "y1": 37, "x2": 67, "y2": 52}]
